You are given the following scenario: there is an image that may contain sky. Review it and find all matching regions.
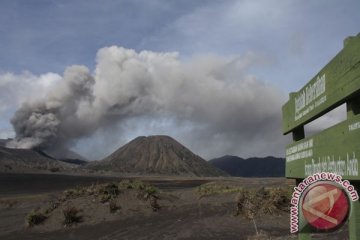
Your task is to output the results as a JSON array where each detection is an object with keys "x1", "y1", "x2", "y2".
[{"x1": 0, "y1": 0, "x2": 359, "y2": 160}]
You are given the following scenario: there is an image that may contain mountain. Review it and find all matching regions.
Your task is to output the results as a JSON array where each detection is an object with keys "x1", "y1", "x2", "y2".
[
  {"x1": 0, "y1": 146, "x2": 73, "y2": 173},
  {"x1": 44, "y1": 148, "x2": 88, "y2": 161},
  {"x1": 0, "y1": 138, "x2": 11, "y2": 147},
  {"x1": 58, "y1": 158, "x2": 88, "y2": 166},
  {"x1": 88, "y1": 135, "x2": 227, "y2": 177},
  {"x1": 209, "y1": 155, "x2": 285, "y2": 177}
]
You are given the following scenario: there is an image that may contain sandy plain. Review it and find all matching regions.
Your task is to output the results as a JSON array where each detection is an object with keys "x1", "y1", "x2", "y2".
[{"x1": 0, "y1": 173, "x2": 349, "y2": 240}]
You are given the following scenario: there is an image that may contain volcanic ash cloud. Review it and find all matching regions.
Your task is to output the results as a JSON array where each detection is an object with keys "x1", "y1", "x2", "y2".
[{"x1": 7, "y1": 46, "x2": 285, "y2": 158}]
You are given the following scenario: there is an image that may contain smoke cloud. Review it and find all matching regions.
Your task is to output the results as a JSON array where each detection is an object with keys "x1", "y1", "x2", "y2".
[
  {"x1": 7, "y1": 46, "x2": 287, "y2": 159},
  {"x1": 8, "y1": 66, "x2": 95, "y2": 150}
]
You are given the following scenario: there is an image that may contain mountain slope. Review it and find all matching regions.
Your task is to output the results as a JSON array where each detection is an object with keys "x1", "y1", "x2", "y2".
[
  {"x1": 88, "y1": 135, "x2": 227, "y2": 177},
  {"x1": 0, "y1": 139, "x2": 11, "y2": 147},
  {"x1": 0, "y1": 146, "x2": 72, "y2": 172},
  {"x1": 209, "y1": 155, "x2": 285, "y2": 177}
]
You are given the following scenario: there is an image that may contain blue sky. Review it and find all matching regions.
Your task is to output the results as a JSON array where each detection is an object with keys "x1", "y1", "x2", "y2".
[
  {"x1": 0, "y1": 0, "x2": 359, "y2": 159},
  {"x1": 1, "y1": 0, "x2": 358, "y2": 88}
]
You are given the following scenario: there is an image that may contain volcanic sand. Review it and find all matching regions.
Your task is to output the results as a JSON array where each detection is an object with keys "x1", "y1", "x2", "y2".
[{"x1": 0, "y1": 174, "x2": 349, "y2": 240}]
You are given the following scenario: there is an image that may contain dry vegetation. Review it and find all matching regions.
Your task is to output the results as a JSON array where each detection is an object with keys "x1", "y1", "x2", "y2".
[
  {"x1": 63, "y1": 205, "x2": 82, "y2": 226},
  {"x1": 0, "y1": 199, "x2": 18, "y2": 209},
  {"x1": 24, "y1": 179, "x2": 292, "y2": 236},
  {"x1": 195, "y1": 181, "x2": 292, "y2": 239},
  {"x1": 195, "y1": 182, "x2": 291, "y2": 213},
  {"x1": 25, "y1": 180, "x2": 161, "y2": 229},
  {"x1": 2, "y1": 177, "x2": 347, "y2": 239},
  {"x1": 26, "y1": 211, "x2": 47, "y2": 227},
  {"x1": 0, "y1": 178, "x2": 299, "y2": 239}
]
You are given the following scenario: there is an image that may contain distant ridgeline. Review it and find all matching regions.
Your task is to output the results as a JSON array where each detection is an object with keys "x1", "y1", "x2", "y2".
[{"x1": 209, "y1": 156, "x2": 285, "y2": 177}]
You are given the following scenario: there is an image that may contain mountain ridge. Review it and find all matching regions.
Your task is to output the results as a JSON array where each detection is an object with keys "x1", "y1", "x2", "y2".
[
  {"x1": 209, "y1": 155, "x2": 285, "y2": 177},
  {"x1": 0, "y1": 146, "x2": 73, "y2": 172}
]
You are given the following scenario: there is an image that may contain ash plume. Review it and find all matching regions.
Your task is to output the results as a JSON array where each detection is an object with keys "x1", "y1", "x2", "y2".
[
  {"x1": 8, "y1": 66, "x2": 95, "y2": 151},
  {"x1": 7, "y1": 46, "x2": 286, "y2": 158}
]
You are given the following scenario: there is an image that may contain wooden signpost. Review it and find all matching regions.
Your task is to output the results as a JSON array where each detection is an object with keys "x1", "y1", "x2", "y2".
[{"x1": 282, "y1": 34, "x2": 360, "y2": 239}]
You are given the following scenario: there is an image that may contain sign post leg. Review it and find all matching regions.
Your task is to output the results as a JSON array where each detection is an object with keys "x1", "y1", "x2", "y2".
[
  {"x1": 349, "y1": 182, "x2": 360, "y2": 240},
  {"x1": 296, "y1": 178, "x2": 311, "y2": 240},
  {"x1": 298, "y1": 232, "x2": 311, "y2": 240}
]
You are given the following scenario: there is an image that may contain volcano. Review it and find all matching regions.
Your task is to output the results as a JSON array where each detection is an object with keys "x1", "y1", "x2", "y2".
[{"x1": 88, "y1": 135, "x2": 227, "y2": 177}]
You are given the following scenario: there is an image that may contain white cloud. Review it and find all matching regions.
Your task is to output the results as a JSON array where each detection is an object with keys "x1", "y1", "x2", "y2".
[
  {"x1": 0, "y1": 71, "x2": 61, "y2": 105},
  {"x1": 305, "y1": 104, "x2": 347, "y2": 137}
]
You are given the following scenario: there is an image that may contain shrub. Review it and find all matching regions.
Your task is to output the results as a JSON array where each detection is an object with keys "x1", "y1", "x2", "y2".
[
  {"x1": 63, "y1": 206, "x2": 81, "y2": 226},
  {"x1": 136, "y1": 184, "x2": 159, "y2": 200},
  {"x1": 44, "y1": 200, "x2": 60, "y2": 214},
  {"x1": 149, "y1": 196, "x2": 160, "y2": 212},
  {"x1": 119, "y1": 179, "x2": 132, "y2": 189},
  {"x1": 119, "y1": 180, "x2": 156, "y2": 193},
  {"x1": 131, "y1": 180, "x2": 146, "y2": 190},
  {"x1": 63, "y1": 185, "x2": 89, "y2": 199},
  {"x1": 26, "y1": 211, "x2": 47, "y2": 227},
  {"x1": 49, "y1": 167, "x2": 60, "y2": 172},
  {"x1": 4, "y1": 164, "x2": 12, "y2": 170},
  {"x1": 109, "y1": 200, "x2": 120, "y2": 213},
  {"x1": 145, "y1": 185, "x2": 157, "y2": 195},
  {"x1": 102, "y1": 183, "x2": 120, "y2": 196},
  {"x1": 234, "y1": 187, "x2": 292, "y2": 235},
  {"x1": 100, "y1": 194, "x2": 111, "y2": 203}
]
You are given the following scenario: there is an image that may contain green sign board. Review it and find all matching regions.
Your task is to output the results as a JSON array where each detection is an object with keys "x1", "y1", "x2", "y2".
[
  {"x1": 282, "y1": 34, "x2": 360, "y2": 135},
  {"x1": 283, "y1": 34, "x2": 360, "y2": 240},
  {"x1": 286, "y1": 113, "x2": 360, "y2": 179},
  {"x1": 283, "y1": 33, "x2": 360, "y2": 179}
]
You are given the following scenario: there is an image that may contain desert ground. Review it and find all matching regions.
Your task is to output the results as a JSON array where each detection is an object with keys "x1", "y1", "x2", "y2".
[{"x1": 0, "y1": 173, "x2": 349, "y2": 240}]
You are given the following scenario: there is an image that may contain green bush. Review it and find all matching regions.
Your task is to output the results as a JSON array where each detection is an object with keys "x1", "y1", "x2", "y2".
[
  {"x1": 119, "y1": 179, "x2": 132, "y2": 189},
  {"x1": 136, "y1": 184, "x2": 159, "y2": 200},
  {"x1": 100, "y1": 194, "x2": 111, "y2": 203},
  {"x1": 144, "y1": 185, "x2": 157, "y2": 195},
  {"x1": 26, "y1": 211, "x2": 47, "y2": 227},
  {"x1": 131, "y1": 180, "x2": 146, "y2": 190},
  {"x1": 102, "y1": 183, "x2": 120, "y2": 196}
]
